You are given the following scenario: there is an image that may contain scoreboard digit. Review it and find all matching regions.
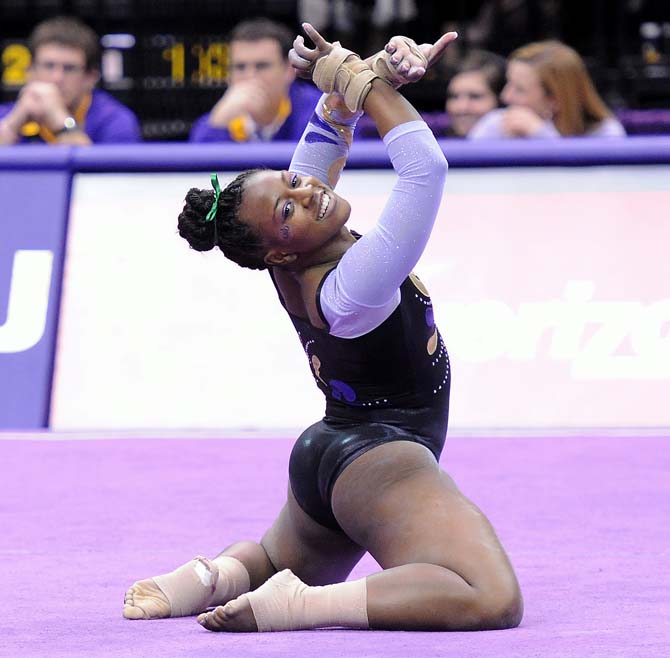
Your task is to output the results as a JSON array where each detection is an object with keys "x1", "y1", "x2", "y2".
[
  {"x1": 191, "y1": 42, "x2": 228, "y2": 86},
  {"x1": 162, "y1": 41, "x2": 185, "y2": 85},
  {"x1": 1, "y1": 42, "x2": 31, "y2": 88}
]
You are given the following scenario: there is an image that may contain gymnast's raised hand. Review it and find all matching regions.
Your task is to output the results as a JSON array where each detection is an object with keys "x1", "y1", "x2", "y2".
[{"x1": 290, "y1": 22, "x2": 457, "y2": 86}]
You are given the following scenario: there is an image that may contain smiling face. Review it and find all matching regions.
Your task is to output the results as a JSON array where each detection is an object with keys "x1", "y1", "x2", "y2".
[
  {"x1": 446, "y1": 70, "x2": 499, "y2": 136},
  {"x1": 501, "y1": 60, "x2": 555, "y2": 119},
  {"x1": 239, "y1": 170, "x2": 352, "y2": 265}
]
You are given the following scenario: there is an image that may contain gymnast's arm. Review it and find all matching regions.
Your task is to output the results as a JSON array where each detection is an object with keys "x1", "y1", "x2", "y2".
[
  {"x1": 288, "y1": 29, "x2": 452, "y2": 189},
  {"x1": 320, "y1": 80, "x2": 449, "y2": 338},
  {"x1": 288, "y1": 92, "x2": 360, "y2": 190}
]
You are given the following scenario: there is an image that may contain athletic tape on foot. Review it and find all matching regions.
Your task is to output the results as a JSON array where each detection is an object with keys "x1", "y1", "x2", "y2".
[
  {"x1": 238, "y1": 569, "x2": 369, "y2": 631},
  {"x1": 153, "y1": 555, "x2": 249, "y2": 617},
  {"x1": 212, "y1": 555, "x2": 251, "y2": 605}
]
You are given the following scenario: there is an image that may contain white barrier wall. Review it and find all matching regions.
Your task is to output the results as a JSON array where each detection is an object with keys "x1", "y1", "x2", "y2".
[{"x1": 50, "y1": 166, "x2": 670, "y2": 431}]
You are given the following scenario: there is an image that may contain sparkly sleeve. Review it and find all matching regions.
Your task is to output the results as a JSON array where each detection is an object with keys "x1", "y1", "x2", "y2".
[
  {"x1": 288, "y1": 94, "x2": 360, "y2": 189},
  {"x1": 320, "y1": 121, "x2": 448, "y2": 338}
]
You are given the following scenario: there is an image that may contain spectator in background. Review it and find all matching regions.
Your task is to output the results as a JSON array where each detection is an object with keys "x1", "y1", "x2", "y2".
[
  {"x1": 0, "y1": 16, "x2": 141, "y2": 145},
  {"x1": 470, "y1": 40, "x2": 626, "y2": 139},
  {"x1": 189, "y1": 18, "x2": 321, "y2": 143},
  {"x1": 444, "y1": 50, "x2": 506, "y2": 137}
]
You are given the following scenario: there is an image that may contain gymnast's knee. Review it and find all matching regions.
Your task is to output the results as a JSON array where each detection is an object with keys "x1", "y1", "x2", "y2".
[
  {"x1": 430, "y1": 579, "x2": 523, "y2": 631},
  {"x1": 458, "y1": 579, "x2": 523, "y2": 631},
  {"x1": 474, "y1": 584, "x2": 524, "y2": 630}
]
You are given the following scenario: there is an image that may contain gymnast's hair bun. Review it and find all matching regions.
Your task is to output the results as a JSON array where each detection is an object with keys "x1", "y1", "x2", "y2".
[{"x1": 177, "y1": 187, "x2": 217, "y2": 251}]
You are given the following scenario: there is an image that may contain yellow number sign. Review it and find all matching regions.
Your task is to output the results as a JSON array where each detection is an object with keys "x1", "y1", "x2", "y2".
[{"x1": 2, "y1": 43, "x2": 31, "y2": 87}]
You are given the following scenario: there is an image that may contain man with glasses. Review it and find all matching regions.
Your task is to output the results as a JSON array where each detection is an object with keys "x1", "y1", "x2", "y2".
[
  {"x1": 189, "y1": 18, "x2": 321, "y2": 143},
  {"x1": 0, "y1": 16, "x2": 140, "y2": 145}
]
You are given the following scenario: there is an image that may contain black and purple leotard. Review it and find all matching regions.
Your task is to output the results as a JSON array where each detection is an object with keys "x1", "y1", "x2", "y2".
[{"x1": 273, "y1": 97, "x2": 450, "y2": 530}]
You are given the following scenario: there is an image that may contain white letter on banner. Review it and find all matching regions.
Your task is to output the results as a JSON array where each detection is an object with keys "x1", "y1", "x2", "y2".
[
  {"x1": 0, "y1": 250, "x2": 53, "y2": 353},
  {"x1": 632, "y1": 300, "x2": 670, "y2": 358}
]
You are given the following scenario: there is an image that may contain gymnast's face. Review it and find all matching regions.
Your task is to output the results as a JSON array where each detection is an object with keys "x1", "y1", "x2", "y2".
[
  {"x1": 501, "y1": 60, "x2": 555, "y2": 119},
  {"x1": 240, "y1": 170, "x2": 351, "y2": 265}
]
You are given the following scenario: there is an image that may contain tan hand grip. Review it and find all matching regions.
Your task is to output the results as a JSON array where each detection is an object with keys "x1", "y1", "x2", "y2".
[{"x1": 313, "y1": 46, "x2": 380, "y2": 112}]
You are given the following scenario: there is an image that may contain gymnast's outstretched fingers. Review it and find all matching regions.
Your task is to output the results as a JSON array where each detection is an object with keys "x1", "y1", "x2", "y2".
[{"x1": 289, "y1": 23, "x2": 335, "y2": 79}]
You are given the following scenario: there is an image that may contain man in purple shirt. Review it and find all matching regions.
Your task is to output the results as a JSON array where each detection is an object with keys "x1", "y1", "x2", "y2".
[
  {"x1": 189, "y1": 18, "x2": 321, "y2": 143},
  {"x1": 0, "y1": 16, "x2": 141, "y2": 145}
]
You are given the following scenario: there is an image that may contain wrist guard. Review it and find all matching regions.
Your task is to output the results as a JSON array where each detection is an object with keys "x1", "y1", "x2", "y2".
[{"x1": 312, "y1": 46, "x2": 379, "y2": 112}]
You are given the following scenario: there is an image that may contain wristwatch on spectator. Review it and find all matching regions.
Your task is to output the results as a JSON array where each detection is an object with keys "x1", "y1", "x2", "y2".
[{"x1": 54, "y1": 116, "x2": 80, "y2": 135}]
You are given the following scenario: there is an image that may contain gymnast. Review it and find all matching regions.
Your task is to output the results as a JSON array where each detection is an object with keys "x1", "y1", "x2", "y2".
[{"x1": 123, "y1": 23, "x2": 523, "y2": 633}]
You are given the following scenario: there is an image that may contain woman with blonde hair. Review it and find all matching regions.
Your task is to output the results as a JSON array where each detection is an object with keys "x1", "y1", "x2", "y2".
[{"x1": 470, "y1": 40, "x2": 625, "y2": 139}]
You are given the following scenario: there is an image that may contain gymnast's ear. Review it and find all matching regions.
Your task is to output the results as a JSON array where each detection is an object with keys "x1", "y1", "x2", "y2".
[{"x1": 264, "y1": 249, "x2": 298, "y2": 266}]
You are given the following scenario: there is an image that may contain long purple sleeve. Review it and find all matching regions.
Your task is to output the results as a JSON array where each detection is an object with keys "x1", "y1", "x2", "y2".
[
  {"x1": 288, "y1": 94, "x2": 360, "y2": 189},
  {"x1": 319, "y1": 121, "x2": 448, "y2": 338}
]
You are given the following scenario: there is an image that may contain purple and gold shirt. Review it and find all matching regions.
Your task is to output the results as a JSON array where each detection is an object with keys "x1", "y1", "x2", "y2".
[
  {"x1": 189, "y1": 81, "x2": 321, "y2": 143},
  {"x1": 0, "y1": 89, "x2": 141, "y2": 144}
]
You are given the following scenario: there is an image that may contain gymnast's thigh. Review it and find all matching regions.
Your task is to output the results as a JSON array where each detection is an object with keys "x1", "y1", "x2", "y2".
[
  {"x1": 330, "y1": 441, "x2": 520, "y2": 592},
  {"x1": 260, "y1": 485, "x2": 365, "y2": 587}
]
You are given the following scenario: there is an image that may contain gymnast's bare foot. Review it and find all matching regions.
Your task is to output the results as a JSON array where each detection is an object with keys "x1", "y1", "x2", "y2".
[
  {"x1": 123, "y1": 579, "x2": 171, "y2": 619},
  {"x1": 197, "y1": 597, "x2": 258, "y2": 632}
]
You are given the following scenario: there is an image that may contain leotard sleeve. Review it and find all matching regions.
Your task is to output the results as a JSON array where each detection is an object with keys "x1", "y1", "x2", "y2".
[
  {"x1": 319, "y1": 120, "x2": 448, "y2": 338},
  {"x1": 288, "y1": 94, "x2": 360, "y2": 190}
]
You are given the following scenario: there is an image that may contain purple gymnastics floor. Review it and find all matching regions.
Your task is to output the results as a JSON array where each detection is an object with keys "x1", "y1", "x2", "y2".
[{"x1": 1, "y1": 433, "x2": 668, "y2": 658}]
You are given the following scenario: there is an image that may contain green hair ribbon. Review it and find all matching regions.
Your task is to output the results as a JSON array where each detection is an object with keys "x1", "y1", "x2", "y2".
[
  {"x1": 204, "y1": 173, "x2": 220, "y2": 246},
  {"x1": 205, "y1": 173, "x2": 221, "y2": 223}
]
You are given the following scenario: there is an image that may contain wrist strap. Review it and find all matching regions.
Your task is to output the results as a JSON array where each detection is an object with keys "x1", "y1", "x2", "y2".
[{"x1": 313, "y1": 47, "x2": 380, "y2": 112}]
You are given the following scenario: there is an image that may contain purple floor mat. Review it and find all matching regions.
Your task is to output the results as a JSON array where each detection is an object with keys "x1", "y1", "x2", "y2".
[{"x1": 1, "y1": 434, "x2": 668, "y2": 658}]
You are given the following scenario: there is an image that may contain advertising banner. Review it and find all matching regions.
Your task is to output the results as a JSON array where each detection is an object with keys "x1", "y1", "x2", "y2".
[
  {"x1": 51, "y1": 166, "x2": 670, "y2": 431},
  {"x1": 0, "y1": 170, "x2": 70, "y2": 428}
]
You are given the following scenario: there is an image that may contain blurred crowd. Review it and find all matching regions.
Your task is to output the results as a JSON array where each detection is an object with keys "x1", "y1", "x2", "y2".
[{"x1": 1, "y1": 1, "x2": 668, "y2": 146}]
